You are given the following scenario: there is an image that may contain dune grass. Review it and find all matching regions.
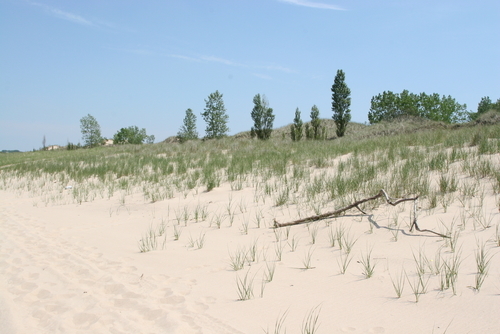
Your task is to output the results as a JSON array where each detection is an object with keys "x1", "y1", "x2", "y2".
[{"x1": 2, "y1": 117, "x2": 500, "y2": 330}]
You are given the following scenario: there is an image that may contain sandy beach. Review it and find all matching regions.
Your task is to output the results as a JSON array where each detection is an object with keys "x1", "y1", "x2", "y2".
[{"x1": 1, "y1": 168, "x2": 499, "y2": 334}]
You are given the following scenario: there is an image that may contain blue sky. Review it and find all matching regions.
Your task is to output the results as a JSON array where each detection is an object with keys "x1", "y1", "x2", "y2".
[{"x1": 1, "y1": 0, "x2": 499, "y2": 151}]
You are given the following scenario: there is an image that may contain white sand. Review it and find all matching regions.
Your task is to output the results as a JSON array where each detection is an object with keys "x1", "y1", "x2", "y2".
[{"x1": 1, "y1": 178, "x2": 499, "y2": 333}]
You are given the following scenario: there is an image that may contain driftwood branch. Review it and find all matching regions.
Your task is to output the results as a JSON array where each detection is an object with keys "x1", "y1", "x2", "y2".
[{"x1": 273, "y1": 189, "x2": 449, "y2": 238}]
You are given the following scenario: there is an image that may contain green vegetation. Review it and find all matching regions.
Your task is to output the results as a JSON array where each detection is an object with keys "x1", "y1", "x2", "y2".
[
  {"x1": 177, "y1": 108, "x2": 199, "y2": 142},
  {"x1": 331, "y1": 69, "x2": 351, "y2": 137},
  {"x1": 2, "y1": 114, "x2": 500, "y2": 329},
  {"x1": 301, "y1": 305, "x2": 321, "y2": 334},
  {"x1": 80, "y1": 114, "x2": 102, "y2": 147},
  {"x1": 359, "y1": 247, "x2": 376, "y2": 278},
  {"x1": 236, "y1": 269, "x2": 255, "y2": 300},
  {"x1": 2, "y1": 118, "x2": 499, "y2": 208},
  {"x1": 305, "y1": 105, "x2": 325, "y2": 140},
  {"x1": 250, "y1": 94, "x2": 275, "y2": 140},
  {"x1": 113, "y1": 125, "x2": 154, "y2": 145},
  {"x1": 368, "y1": 90, "x2": 468, "y2": 124},
  {"x1": 470, "y1": 96, "x2": 500, "y2": 121},
  {"x1": 290, "y1": 108, "x2": 303, "y2": 141},
  {"x1": 201, "y1": 90, "x2": 229, "y2": 139}
]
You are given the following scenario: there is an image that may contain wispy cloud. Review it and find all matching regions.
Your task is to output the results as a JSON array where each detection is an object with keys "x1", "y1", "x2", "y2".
[
  {"x1": 49, "y1": 7, "x2": 94, "y2": 26},
  {"x1": 29, "y1": 2, "x2": 95, "y2": 26},
  {"x1": 261, "y1": 65, "x2": 296, "y2": 74},
  {"x1": 29, "y1": 1, "x2": 130, "y2": 32},
  {"x1": 252, "y1": 73, "x2": 273, "y2": 80},
  {"x1": 168, "y1": 54, "x2": 202, "y2": 62},
  {"x1": 200, "y1": 56, "x2": 246, "y2": 67},
  {"x1": 106, "y1": 47, "x2": 155, "y2": 56},
  {"x1": 278, "y1": 0, "x2": 345, "y2": 10},
  {"x1": 166, "y1": 53, "x2": 295, "y2": 79}
]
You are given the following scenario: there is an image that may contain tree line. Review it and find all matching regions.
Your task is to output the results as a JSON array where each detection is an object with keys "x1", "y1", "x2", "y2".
[
  {"x1": 79, "y1": 115, "x2": 155, "y2": 148},
  {"x1": 178, "y1": 69, "x2": 352, "y2": 142},
  {"x1": 76, "y1": 69, "x2": 497, "y2": 148}
]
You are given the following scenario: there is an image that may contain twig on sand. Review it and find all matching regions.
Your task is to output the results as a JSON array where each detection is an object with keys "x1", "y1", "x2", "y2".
[{"x1": 273, "y1": 189, "x2": 448, "y2": 239}]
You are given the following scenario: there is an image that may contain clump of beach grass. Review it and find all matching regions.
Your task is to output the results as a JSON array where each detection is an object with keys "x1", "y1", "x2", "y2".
[
  {"x1": 473, "y1": 240, "x2": 493, "y2": 291},
  {"x1": 236, "y1": 269, "x2": 255, "y2": 301},
  {"x1": 390, "y1": 269, "x2": 405, "y2": 298},
  {"x1": 359, "y1": 247, "x2": 376, "y2": 279},
  {"x1": 263, "y1": 310, "x2": 288, "y2": 334},
  {"x1": 301, "y1": 305, "x2": 321, "y2": 334}
]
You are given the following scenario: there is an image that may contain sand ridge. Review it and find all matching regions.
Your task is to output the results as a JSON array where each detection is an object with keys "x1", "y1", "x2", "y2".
[{"x1": 1, "y1": 173, "x2": 500, "y2": 333}]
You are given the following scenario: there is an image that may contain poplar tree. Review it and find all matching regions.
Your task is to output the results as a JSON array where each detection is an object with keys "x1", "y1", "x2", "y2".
[
  {"x1": 201, "y1": 90, "x2": 229, "y2": 139},
  {"x1": 291, "y1": 108, "x2": 303, "y2": 141},
  {"x1": 250, "y1": 94, "x2": 275, "y2": 140},
  {"x1": 331, "y1": 70, "x2": 351, "y2": 137},
  {"x1": 309, "y1": 105, "x2": 323, "y2": 139},
  {"x1": 177, "y1": 108, "x2": 198, "y2": 142}
]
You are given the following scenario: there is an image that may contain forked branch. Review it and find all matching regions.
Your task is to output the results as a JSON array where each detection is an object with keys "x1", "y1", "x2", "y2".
[{"x1": 273, "y1": 189, "x2": 448, "y2": 238}]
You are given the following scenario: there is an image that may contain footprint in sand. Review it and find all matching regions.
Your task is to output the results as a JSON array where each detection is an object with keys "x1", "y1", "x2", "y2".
[
  {"x1": 73, "y1": 312, "x2": 99, "y2": 327},
  {"x1": 76, "y1": 268, "x2": 92, "y2": 278},
  {"x1": 113, "y1": 298, "x2": 140, "y2": 309},
  {"x1": 103, "y1": 283, "x2": 126, "y2": 295},
  {"x1": 193, "y1": 301, "x2": 209, "y2": 312},
  {"x1": 37, "y1": 289, "x2": 51, "y2": 299},
  {"x1": 21, "y1": 281, "x2": 37, "y2": 292},
  {"x1": 28, "y1": 272, "x2": 40, "y2": 280},
  {"x1": 138, "y1": 307, "x2": 164, "y2": 321},
  {"x1": 123, "y1": 265, "x2": 138, "y2": 273},
  {"x1": 44, "y1": 303, "x2": 70, "y2": 314},
  {"x1": 161, "y1": 295, "x2": 185, "y2": 305}
]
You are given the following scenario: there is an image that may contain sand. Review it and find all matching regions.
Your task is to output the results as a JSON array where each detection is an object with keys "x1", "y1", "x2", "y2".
[{"x1": 1, "y1": 177, "x2": 499, "y2": 333}]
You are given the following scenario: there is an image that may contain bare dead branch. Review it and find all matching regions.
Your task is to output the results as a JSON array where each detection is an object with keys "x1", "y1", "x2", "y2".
[{"x1": 273, "y1": 189, "x2": 449, "y2": 238}]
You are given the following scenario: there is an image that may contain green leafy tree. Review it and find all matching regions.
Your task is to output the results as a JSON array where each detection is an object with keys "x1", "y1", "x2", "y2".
[
  {"x1": 471, "y1": 96, "x2": 500, "y2": 120},
  {"x1": 368, "y1": 91, "x2": 399, "y2": 124},
  {"x1": 80, "y1": 114, "x2": 102, "y2": 148},
  {"x1": 201, "y1": 90, "x2": 229, "y2": 139},
  {"x1": 177, "y1": 108, "x2": 198, "y2": 142},
  {"x1": 427, "y1": 94, "x2": 468, "y2": 123},
  {"x1": 399, "y1": 90, "x2": 420, "y2": 117},
  {"x1": 305, "y1": 123, "x2": 311, "y2": 140},
  {"x1": 290, "y1": 108, "x2": 303, "y2": 141},
  {"x1": 477, "y1": 96, "x2": 493, "y2": 115},
  {"x1": 250, "y1": 94, "x2": 275, "y2": 140},
  {"x1": 368, "y1": 90, "x2": 468, "y2": 124},
  {"x1": 310, "y1": 105, "x2": 321, "y2": 139},
  {"x1": 331, "y1": 69, "x2": 351, "y2": 137},
  {"x1": 113, "y1": 126, "x2": 154, "y2": 145}
]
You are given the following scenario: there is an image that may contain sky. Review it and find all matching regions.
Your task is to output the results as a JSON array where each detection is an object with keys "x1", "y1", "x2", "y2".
[{"x1": 1, "y1": 0, "x2": 499, "y2": 151}]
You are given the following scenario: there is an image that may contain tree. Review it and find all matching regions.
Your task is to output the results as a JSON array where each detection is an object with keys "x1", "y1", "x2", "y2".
[
  {"x1": 177, "y1": 108, "x2": 198, "y2": 142},
  {"x1": 80, "y1": 114, "x2": 102, "y2": 148},
  {"x1": 471, "y1": 96, "x2": 500, "y2": 120},
  {"x1": 201, "y1": 90, "x2": 229, "y2": 139},
  {"x1": 290, "y1": 108, "x2": 303, "y2": 141},
  {"x1": 305, "y1": 123, "x2": 312, "y2": 140},
  {"x1": 113, "y1": 126, "x2": 154, "y2": 145},
  {"x1": 426, "y1": 94, "x2": 468, "y2": 123},
  {"x1": 477, "y1": 96, "x2": 493, "y2": 115},
  {"x1": 368, "y1": 91, "x2": 399, "y2": 124},
  {"x1": 250, "y1": 94, "x2": 275, "y2": 140},
  {"x1": 331, "y1": 69, "x2": 351, "y2": 137},
  {"x1": 368, "y1": 90, "x2": 469, "y2": 124},
  {"x1": 305, "y1": 105, "x2": 323, "y2": 140}
]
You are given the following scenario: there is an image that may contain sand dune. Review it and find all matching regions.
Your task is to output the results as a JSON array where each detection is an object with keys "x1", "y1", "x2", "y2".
[{"x1": 1, "y1": 176, "x2": 499, "y2": 333}]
